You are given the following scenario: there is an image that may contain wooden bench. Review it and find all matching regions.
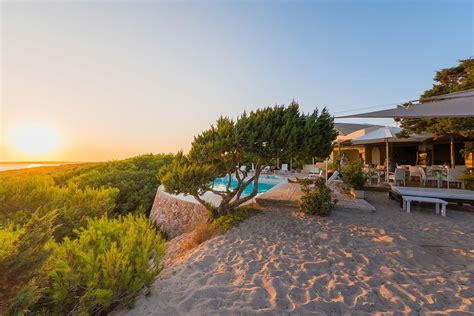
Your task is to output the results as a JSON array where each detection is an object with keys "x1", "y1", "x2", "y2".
[{"x1": 402, "y1": 195, "x2": 448, "y2": 216}]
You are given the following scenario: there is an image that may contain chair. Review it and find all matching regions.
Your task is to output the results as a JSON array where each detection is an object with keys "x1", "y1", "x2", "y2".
[
  {"x1": 408, "y1": 165, "x2": 422, "y2": 184},
  {"x1": 388, "y1": 168, "x2": 406, "y2": 186},
  {"x1": 327, "y1": 171, "x2": 340, "y2": 184},
  {"x1": 281, "y1": 164, "x2": 289, "y2": 173},
  {"x1": 443, "y1": 168, "x2": 465, "y2": 189},
  {"x1": 420, "y1": 168, "x2": 438, "y2": 187}
]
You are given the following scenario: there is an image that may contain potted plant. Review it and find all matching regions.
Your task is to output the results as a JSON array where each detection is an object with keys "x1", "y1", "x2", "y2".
[{"x1": 341, "y1": 162, "x2": 368, "y2": 199}]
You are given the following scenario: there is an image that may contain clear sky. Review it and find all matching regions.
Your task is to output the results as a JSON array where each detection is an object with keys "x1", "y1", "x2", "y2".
[{"x1": 1, "y1": 0, "x2": 472, "y2": 162}]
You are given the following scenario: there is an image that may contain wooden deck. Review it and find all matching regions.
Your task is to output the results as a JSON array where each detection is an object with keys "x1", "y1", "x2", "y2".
[{"x1": 255, "y1": 181, "x2": 376, "y2": 212}]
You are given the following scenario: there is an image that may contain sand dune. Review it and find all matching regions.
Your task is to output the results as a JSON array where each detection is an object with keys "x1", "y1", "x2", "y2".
[{"x1": 122, "y1": 192, "x2": 473, "y2": 314}]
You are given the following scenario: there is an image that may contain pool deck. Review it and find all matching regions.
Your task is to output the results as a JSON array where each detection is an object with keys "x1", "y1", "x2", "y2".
[{"x1": 255, "y1": 181, "x2": 376, "y2": 212}]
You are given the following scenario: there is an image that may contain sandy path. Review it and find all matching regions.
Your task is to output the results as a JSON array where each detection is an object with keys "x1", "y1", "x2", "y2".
[{"x1": 123, "y1": 192, "x2": 473, "y2": 315}]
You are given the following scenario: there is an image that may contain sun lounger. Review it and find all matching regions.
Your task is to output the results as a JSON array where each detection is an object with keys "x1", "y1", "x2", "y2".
[{"x1": 402, "y1": 195, "x2": 448, "y2": 216}]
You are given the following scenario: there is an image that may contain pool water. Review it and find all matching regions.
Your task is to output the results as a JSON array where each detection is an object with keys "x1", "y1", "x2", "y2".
[{"x1": 213, "y1": 175, "x2": 284, "y2": 197}]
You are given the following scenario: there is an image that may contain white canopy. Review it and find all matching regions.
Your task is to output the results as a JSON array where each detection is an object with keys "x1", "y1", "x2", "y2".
[
  {"x1": 336, "y1": 90, "x2": 474, "y2": 119},
  {"x1": 352, "y1": 126, "x2": 430, "y2": 145}
]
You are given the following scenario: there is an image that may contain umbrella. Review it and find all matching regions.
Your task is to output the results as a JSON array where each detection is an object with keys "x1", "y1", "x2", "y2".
[{"x1": 352, "y1": 126, "x2": 431, "y2": 181}]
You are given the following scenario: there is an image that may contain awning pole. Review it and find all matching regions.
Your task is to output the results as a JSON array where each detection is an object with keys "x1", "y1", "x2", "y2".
[
  {"x1": 325, "y1": 159, "x2": 328, "y2": 184},
  {"x1": 450, "y1": 136, "x2": 455, "y2": 168},
  {"x1": 386, "y1": 138, "x2": 389, "y2": 182}
]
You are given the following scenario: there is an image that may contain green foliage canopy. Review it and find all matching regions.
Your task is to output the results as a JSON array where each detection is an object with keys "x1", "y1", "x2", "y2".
[{"x1": 399, "y1": 58, "x2": 474, "y2": 138}]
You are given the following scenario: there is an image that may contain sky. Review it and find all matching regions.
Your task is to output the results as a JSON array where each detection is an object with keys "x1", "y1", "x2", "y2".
[{"x1": 0, "y1": 0, "x2": 472, "y2": 162}]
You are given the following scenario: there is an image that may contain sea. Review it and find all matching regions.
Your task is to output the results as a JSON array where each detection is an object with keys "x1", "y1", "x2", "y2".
[{"x1": 0, "y1": 163, "x2": 60, "y2": 172}]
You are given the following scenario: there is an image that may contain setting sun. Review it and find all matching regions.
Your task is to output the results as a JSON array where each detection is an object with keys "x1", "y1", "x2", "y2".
[{"x1": 8, "y1": 125, "x2": 61, "y2": 157}]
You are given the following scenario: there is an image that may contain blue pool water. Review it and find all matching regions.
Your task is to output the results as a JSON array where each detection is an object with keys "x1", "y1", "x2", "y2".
[{"x1": 213, "y1": 175, "x2": 284, "y2": 197}]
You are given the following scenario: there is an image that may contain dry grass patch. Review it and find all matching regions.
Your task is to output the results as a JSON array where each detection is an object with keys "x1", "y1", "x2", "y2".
[{"x1": 180, "y1": 208, "x2": 257, "y2": 254}]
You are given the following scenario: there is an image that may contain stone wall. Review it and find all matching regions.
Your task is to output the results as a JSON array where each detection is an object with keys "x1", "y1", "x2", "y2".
[{"x1": 149, "y1": 186, "x2": 209, "y2": 239}]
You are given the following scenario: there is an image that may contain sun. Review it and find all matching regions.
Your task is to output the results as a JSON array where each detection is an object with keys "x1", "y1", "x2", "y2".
[{"x1": 8, "y1": 124, "x2": 61, "y2": 157}]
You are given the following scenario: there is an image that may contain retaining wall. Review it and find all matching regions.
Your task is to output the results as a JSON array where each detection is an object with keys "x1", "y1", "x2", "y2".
[{"x1": 149, "y1": 186, "x2": 209, "y2": 238}]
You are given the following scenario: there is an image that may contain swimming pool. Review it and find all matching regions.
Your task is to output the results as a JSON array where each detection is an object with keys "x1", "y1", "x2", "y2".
[{"x1": 213, "y1": 174, "x2": 285, "y2": 197}]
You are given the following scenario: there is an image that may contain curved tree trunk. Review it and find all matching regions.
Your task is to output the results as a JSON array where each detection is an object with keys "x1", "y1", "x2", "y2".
[{"x1": 197, "y1": 164, "x2": 263, "y2": 219}]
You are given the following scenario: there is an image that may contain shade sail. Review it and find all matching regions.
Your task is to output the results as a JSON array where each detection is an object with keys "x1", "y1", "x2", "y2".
[
  {"x1": 336, "y1": 91, "x2": 474, "y2": 119},
  {"x1": 352, "y1": 126, "x2": 430, "y2": 145}
]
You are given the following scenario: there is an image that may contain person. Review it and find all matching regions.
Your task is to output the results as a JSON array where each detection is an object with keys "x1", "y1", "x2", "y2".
[{"x1": 340, "y1": 153, "x2": 348, "y2": 168}]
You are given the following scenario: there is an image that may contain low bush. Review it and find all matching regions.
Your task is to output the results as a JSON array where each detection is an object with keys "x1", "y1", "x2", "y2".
[
  {"x1": 209, "y1": 209, "x2": 249, "y2": 234},
  {"x1": 0, "y1": 211, "x2": 57, "y2": 315},
  {"x1": 341, "y1": 162, "x2": 368, "y2": 190},
  {"x1": 0, "y1": 176, "x2": 118, "y2": 241},
  {"x1": 47, "y1": 214, "x2": 166, "y2": 315},
  {"x1": 460, "y1": 173, "x2": 474, "y2": 190},
  {"x1": 57, "y1": 154, "x2": 174, "y2": 215},
  {"x1": 299, "y1": 178, "x2": 335, "y2": 216}
]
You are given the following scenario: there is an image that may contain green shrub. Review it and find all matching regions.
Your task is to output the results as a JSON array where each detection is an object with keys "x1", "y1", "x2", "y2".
[
  {"x1": 341, "y1": 161, "x2": 368, "y2": 190},
  {"x1": 0, "y1": 176, "x2": 118, "y2": 241},
  {"x1": 0, "y1": 211, "x2": 57, "y2": 315},
  {"x1": 298, "y1": 178, "x2": 334, "y2": 216},
  {"x1": 47, "y1": 214, "x2": 166, "y2": 315},
  {"x1": 460, "y1": 173, "x2": 474, "y2": 190},
  {"x1": 209, "y1": 209, "x2": 249, "y2": 234},
  {"x1": 56, "y1": 154, "x2": 174, "y2": 215}
]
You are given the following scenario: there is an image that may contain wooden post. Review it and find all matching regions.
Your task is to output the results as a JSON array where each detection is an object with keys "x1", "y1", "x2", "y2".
[
  {"x1": 385, "y1": 139, "x2": 389, "y2": 182},
  {"x1": 450, "y1": 136, "x2": 455, "y2": 168},
  {"x1": 325, "y1": 159, "x2": 328, "y2": 184}
]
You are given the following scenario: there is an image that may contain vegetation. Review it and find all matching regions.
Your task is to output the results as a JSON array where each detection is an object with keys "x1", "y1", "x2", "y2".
[
  {"x1": 460, "y1": 173, "x2": 474, "y2": 190},
  {"x1": 398, "y1": 58, "x2": 474, "y2": 139},
  {"x1": 298, "y1": 178, "x2": 335, "y2": 216},
  {"x1": 160, "y1": 103, "x2": 337, "y2": 218},
  {"x1": 55, "y1": 154, "x2": 174, "y2": 215},
  {"x1": 182, "y1": 209, "x2": 251, "y2": 252},
  {"x1": 0, "y1": 154, "x2": 173, "y2": 314},
  {"x1": 341, "y1": 162, "x2": 368, "y2": 190},
  {"x1": 0, "y1": 176, "x2": 118, "y2": 240},
  {"x1": 0, "y1": 211, "x2": 57, "y2": 315},
  {"x1": 48, "y1": 214, "x2": 165, "y2": 315}
]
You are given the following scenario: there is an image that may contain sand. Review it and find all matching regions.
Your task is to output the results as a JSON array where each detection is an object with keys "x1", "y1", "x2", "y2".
[{"x1": 122, "y1": 192, "x2": 473, "y2": 315}]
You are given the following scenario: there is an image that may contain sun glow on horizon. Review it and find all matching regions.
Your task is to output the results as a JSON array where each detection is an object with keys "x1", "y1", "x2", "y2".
[{"x1": 7, "y1": 124, "x2": 61, "y2": 157}]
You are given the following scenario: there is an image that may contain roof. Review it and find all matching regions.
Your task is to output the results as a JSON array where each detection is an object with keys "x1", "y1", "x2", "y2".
[
  {"x1": 336, "y1": 89, "x2": 474, "y2": 119},
  {"x1": 334, "y1": 123, "x2": 382, "y2": 136},
  {"x1": 423, "y1": 89, "x2": 474, "y2": 101}
]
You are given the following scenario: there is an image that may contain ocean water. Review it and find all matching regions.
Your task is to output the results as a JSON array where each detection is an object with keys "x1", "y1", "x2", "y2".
[{"x1": 0, "y1": 163, "x2": 58, "y2": 172}]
